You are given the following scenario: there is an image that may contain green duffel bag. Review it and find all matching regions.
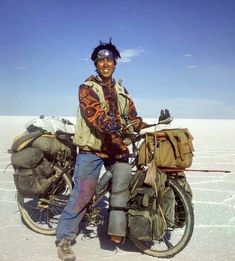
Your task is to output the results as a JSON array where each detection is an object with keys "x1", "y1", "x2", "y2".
[
  {"x1": 13, "y1": 169, "x2": 55, "y2": 198},
  {"x1": 11, "y1": 147, "x2": 44, "y2": 169},
  {"x1": 11, "y1": 130, "x2": 43, "y2": 152},
  {"x1": 13, "y1": 157, "x2": 56, "y2": 198},
  {"x1": 31, "y1": 134, "x2": 75, "y2": 159}
]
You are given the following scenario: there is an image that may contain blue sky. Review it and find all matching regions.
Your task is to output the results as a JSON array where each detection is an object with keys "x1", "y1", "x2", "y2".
[{"x1": 1, "y1": 0, "x2": 235, "y2": 118}]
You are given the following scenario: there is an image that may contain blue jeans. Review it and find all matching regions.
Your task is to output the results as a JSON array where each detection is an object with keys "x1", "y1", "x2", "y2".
[
  {"x1": 56, "y1": 152, "x2": 132, "y2": 242},
  {"x1": 56, "y1": 153, "x2": 104, "y2": 242}
]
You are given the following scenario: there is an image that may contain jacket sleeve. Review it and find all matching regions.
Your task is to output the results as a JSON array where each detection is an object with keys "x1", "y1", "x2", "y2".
[
  {"x1": 79, "y1": 84, "x2": 121, "y2": 134},
  {"x1": 126, "y1": 92, "x2": 148, "y2": 132}
]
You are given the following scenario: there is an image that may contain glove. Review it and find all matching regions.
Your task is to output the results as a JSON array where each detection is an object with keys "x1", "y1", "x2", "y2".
[
  {"x1": 159, "y1": 109, "x2": 170, "y2": 121},
  {"x1": 158, "y1": 109, "x2": 173, "y2": 124}
]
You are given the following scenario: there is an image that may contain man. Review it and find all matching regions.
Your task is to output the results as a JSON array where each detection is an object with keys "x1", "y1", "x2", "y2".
[{"x1": 56, "y1": 40, "x2": 150, "y2": 261}]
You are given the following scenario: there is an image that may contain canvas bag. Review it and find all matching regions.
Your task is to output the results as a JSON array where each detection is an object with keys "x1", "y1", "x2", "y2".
[
  {"x1": 11, "y1": 147, "x2": 44, "y2": 169},
  {"x1": 11, "y1": 147, "x2": 56, "y2": 197},
  {"x1": 127, "y1": 167, "x2": 175, "y2": 241},
  {"x1": 11, "y1": 131, "x2": 76, "y2": 160},
  {"x1": 137, "y1": 128, "x2": 194, "y2": 168},
  {"x1": 10, "y1": 128, "x2": 76, "y2": 198},
  {"x1": 13, "y1": 166, "x2": 55, "y2": 198},
  {"x1": 31, "y1": 134, "x2": 76, "y2": 160}
]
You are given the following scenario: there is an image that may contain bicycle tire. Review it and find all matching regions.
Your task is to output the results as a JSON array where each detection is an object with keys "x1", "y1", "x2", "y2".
[
  {"x1": 17, "y1": 173, "x2": 72, "y2": 235},
  {"x1": 128, "y1": 179, "x2": 194, "y2": 258}
]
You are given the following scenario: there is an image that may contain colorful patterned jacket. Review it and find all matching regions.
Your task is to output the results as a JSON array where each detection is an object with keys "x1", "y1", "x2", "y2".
[{"x1": 73, "y1": 75, "x2": 147, "y2": 160}]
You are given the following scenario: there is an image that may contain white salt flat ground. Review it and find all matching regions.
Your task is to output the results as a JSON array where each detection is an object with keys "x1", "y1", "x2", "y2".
[{"x1": 0, "y1": 116, "x2": 235, "y2": 261}]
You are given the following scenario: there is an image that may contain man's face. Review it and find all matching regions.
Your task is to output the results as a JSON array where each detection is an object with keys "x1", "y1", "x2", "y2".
[{"x1": 96, "y1": 58, "x2": 115, "y2": 80}]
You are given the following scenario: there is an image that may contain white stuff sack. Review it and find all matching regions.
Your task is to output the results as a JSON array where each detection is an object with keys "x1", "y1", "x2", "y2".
[{"x1": 25, "y1": 115, "x2": 75, "y2": 134}]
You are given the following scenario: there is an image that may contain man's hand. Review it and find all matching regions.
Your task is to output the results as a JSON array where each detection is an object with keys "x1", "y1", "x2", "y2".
[{"x1": 106, "y1": 123, "x2": 121, "y2": 133}]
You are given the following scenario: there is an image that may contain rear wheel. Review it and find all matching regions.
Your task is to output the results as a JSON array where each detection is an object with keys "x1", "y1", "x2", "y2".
[
  {"x1": 128, "y1": 179, "x2": 194, "y2": 258},
  {"x1": 17, "y1": 173, "x2": 72, "y2": 235}
]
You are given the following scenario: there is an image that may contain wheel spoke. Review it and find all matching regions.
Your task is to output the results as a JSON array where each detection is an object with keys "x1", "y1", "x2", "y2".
[{"x1": 17, "y1": 174, "x2": 72, "y2": 235}]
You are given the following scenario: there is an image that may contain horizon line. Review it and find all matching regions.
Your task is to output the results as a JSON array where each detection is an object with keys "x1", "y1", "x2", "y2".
[{"x1": 1, "y1": 114, "x2": 235, "y2": 120}]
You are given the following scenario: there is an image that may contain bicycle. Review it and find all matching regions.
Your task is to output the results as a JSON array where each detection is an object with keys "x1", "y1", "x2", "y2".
[{"x1": 16, "y1": 120, "x2": 194, "y2": 258}]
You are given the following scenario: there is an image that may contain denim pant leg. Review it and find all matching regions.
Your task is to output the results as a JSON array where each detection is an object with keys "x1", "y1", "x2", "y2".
[{"x1": 56, "y1": 153, "x2": 103, "y2": 242}]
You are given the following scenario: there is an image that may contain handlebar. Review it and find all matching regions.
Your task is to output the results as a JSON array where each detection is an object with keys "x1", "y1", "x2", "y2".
[
  {"x1": 125, "y1": 115, "x2": 173, "y2": 130},
  {"x1": 124, "y1": 130, "x2": 167, "y2": 143}
]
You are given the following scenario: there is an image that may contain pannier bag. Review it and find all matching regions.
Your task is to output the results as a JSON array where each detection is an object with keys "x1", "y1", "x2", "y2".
[
  {"x1": 11, "y1": 147, "x2": 56, "y2": 197},
  {"x1": 137, "y1": 128, "x2": 194, "y2": 168},
  {"x1": 31, "y1": 134, "x2": 75, "y2": 159},
  {"x1": 127, "y1": 169, "x2": 175, "y2": 241},
  {"x1": 12, "y1": 132, "x2": 76, "y2": 160},
  {"x1": 11, "y1": 147, "x2": 44, "y2": 169},
  {"x1": 10, "y1": 116, "x2": 76, "y2": 197}
]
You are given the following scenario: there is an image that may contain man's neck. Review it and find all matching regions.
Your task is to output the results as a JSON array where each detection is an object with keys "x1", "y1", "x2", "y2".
[{"x1": 96, "y1": 75, "x2": 114, "y2": 86}]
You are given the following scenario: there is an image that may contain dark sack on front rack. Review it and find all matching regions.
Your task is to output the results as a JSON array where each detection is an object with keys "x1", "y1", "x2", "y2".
[
  {"x1": 127, "y1": 169, "x2": 175, "y2": 241},
  {"x1": 137, "y1": 128, "x2": 194, "y2": 168}
]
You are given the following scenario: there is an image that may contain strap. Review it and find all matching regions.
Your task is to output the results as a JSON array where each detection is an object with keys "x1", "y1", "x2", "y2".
[
  {"x1": 12, "y1": 130, "x2": 43, "y2": 152},
  {"x1": 111, "y1": 187, "x2": 129, "y2": 194},
  {"x1": 145, "y1": 133, "x2": 148, "y2": 165},
  {"x1": 177, "y1": 138, "x2": 185, "y2": 161},
  {"x1": 109, "y1": 206, "x2": 128, "y2": 212},
  {"x1": 164, "y1": 131, "x2": 180, "y2": 158},
  {"x1": 184, "y1": 129, "x2": 195, "y2": 153}
]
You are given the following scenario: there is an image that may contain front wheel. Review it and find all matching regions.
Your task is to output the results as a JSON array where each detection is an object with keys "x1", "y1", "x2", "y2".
[
  {"x1": 17, "y1": 173, "x2": 72, "y2": 235},
  {"x1": 128, "y1": 179, "x2": 194, "y2": 258}
]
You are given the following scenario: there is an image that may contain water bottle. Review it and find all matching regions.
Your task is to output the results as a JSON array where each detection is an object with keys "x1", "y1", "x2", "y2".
[{"x1": 96, "y1": 170, "x2": 112, "y2": 193}]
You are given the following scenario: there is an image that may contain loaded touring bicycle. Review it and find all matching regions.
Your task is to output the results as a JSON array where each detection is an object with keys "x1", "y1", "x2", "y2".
[{"x1": 9, "y1": 115, "x2": 194, "y2": 258}]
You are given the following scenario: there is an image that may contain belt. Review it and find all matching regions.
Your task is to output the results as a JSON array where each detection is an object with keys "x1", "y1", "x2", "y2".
[{"x1": 79, "y1": 149, "x2": 94, "y2": 155}]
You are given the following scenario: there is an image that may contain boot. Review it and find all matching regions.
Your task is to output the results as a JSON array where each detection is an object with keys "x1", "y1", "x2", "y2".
[{"x1": 58, "y1": 239, "x2": 76, "y2": 261}]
